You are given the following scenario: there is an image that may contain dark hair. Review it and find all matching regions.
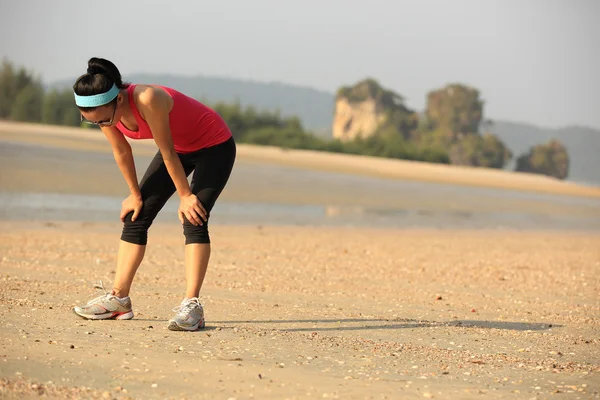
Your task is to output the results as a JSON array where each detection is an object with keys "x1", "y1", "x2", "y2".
[{"x1": 73, "y1": 57, "x2": 128, "y2": 110}]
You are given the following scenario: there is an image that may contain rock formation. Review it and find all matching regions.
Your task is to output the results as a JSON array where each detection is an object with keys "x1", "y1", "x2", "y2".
[
  {"x1": 421, "y1": 84, "x2": 511, "y2": 168},
  {"x1": 332, "y1": 78, "x2": 417, "y2": 141},
  {"x1": 331, "y1": 79, "x2": 512, "y2": 169},
  {"x1": 425, "y1": 83, "x2": 483, "y2": 135},
  {"x1": 515, "y1": 140, "x2": 569, "y2": 179}
]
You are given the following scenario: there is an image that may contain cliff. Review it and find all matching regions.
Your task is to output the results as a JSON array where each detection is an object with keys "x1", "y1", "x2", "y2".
[{"x1": 332, "y1": 78, "x2": 417, "y2": 141}]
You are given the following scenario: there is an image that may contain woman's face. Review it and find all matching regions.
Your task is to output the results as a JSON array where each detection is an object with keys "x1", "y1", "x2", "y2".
[{"x1": 80, "y1": 94, "x2": 125, "y2": 127}]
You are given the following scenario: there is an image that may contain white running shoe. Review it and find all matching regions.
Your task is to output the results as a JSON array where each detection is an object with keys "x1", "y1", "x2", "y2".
[
  {"x1": 168, "y1": 297, "x2": 205, "y2": 331},
  {"x1": 73, "y1": 281, "x2": 134, "y2": 320}
]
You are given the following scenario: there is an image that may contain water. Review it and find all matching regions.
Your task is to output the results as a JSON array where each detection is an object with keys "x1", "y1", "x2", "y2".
[
  {"x1": 0, "y1": 191, "x2": 598, "y2": 231},
  {"x1": 1, "y1": 140, "x2": 599, "y2": 231}
]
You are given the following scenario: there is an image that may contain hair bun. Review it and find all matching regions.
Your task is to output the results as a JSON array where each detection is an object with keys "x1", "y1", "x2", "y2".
[
  {"x1": 87, "y1": 57, "x2": 109, "y2": 75},
  {"x1": 79, "y1": 57, "x2": 124, "y2": 88},
  {"x1": 86, "y1": 66, "x2": 104, "y2": 75}
]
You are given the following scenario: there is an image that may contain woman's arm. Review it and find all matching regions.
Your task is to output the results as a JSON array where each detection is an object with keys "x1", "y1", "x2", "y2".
[
  {"x1": 101, "y1": 126, "x2": 141, "y2": 198},
  {"x1": 136, "y1": 88, "x2": 189, "y2": 197},
  {"x1": 135, "y1": 87, "x2": 206, "y2": 226}
]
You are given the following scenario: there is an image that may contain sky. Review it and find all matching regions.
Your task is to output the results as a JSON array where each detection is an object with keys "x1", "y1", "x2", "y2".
[{"x1": 1, "y1": 0, "x2": 599, "y2": 130}]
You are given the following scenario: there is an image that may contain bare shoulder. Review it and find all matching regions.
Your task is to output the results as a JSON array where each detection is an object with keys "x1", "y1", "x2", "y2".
[
  {"x1": 132, "y1": 85, "x2": 173, "y2": 116},
  {"x1": 133, "y1": 85, "x2": 166, "y2": 105}
]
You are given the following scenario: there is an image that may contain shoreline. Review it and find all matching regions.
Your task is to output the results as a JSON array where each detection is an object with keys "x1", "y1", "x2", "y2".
[
  {"x1": 2, "y1": 120, "x2": 599, "y2": 199},
  {"x1": 1, "y1": 191, "x2": 599, "y2": 233}
]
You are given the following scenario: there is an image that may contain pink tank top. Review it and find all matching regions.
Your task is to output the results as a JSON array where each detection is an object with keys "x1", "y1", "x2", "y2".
[{"x1": 116, "y1": 84, "x2": 232, "y2": 154}]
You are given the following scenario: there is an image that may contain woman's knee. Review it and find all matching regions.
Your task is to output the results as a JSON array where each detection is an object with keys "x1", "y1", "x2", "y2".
[
  {"x1": 182, "y1": 218, "x2": 211, "y2": 244},
  {"x1": 121, "y1": 211, "x2": 153, "y2": 245}
]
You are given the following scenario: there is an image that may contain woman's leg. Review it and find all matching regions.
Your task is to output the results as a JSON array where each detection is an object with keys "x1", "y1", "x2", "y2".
[
  {"x1": 74, "y1": 151, "x2": 194, "y2": 320},
  {"x1": 184, "y1": 244, "x2": 211, "y2": 299},
  {"x1": 112, "y1": 242, "x2": 146, "y2": 298},
  {"x1": 183, "y1": 137, "x2": 236, "y2": 299},
  {"x1": 114, "y1": 151, "x2": 194, "y2": 297}
]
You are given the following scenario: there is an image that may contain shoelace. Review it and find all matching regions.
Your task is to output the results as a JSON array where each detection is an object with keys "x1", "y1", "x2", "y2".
[
  {"x1": 172, "y1": 297, "x2": 201, "y2": 316},
  {"x1": 86, "y1": 280, "x2": 116, "y2": 305}
]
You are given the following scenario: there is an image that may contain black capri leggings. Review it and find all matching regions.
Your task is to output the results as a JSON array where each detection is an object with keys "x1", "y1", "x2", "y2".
[{"x1": 121, "y1": 136, "x2": 236, "y2": 245}]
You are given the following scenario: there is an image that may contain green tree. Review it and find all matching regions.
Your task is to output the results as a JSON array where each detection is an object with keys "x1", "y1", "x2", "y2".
[
  {"x1": 212, "y1": 101, "x2": 289, "y2": 141},
  {"x1": 448, "y1": 133, "x2": 511, "y2": 168},
  {"x1": 42, "y1": 88, "x2": 81, "y2": 126},
  {"x1": 480, "y1": 133, "x2": 512, "y2": 168},
  {"x1": 10, "y1": 82, "x2": 44, "y2": 122},
  {"x1": 42, "y1": 89, "x2": 59, "y2": 123},
  {"x1": 515, "y1": 140, "x2": 569, "y2": 179},
  {"x1": 425, "y1": 84, "x2": 483, "y2": 134},
  {"x1": 0, "y1": 59, "x2": 41, "y2": 119}
]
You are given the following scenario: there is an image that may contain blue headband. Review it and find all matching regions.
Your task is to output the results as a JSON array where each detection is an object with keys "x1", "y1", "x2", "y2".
[{"x1": 74, "y1": 83, "x2": 120, "y2": 107}]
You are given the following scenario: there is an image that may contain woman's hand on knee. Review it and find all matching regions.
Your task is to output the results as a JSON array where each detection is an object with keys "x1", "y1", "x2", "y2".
[
  {"x1": 178, "y1": 194, "x2": 207, "y2": 226},
  {"x1": 121, "y1": 194, "x2": 144, "y2": 222}
]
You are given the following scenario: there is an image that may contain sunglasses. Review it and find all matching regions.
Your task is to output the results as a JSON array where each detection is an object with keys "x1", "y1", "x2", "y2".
[{"x1": 81, "y1": 101, "x2": 117, "y2": 126}]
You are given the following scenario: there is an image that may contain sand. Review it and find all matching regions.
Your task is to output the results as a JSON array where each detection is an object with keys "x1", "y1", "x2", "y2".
[
  {"x1": 1, "y1": 121, "x2": 599, "y2": 399},
  {"x1": 1, "y1": 223, "x2": 599, "y2": 399}
]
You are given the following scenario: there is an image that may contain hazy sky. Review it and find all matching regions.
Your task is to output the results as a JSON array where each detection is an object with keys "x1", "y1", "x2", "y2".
[{"x1": 1, "y1": 0, "x2": 598, "y2": 129}]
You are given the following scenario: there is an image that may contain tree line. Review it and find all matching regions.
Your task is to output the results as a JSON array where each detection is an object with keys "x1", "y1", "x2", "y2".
[
  {"x1": 0, "y1": 59, "x2": 569, "y2": 178},
  {"x1": 0, "y1": 59, "x2": 449, "y2": 164}
]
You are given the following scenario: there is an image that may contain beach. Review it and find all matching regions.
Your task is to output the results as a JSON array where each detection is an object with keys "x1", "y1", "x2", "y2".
[{"x1": 1, "y1": 121, "x2": 599, "y2": 399}]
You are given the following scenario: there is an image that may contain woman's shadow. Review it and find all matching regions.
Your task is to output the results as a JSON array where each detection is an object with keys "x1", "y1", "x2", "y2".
[{"x1": 209, "y1": 318, "x2": 560, "y2": 332}]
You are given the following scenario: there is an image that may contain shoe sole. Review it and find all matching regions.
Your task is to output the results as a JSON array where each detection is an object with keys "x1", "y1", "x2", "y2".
[
  {"x1": 72, "y1": 308, "x2": 134, "y2": 320},
  {"x1": 167, "y1": 319, "x2": 205, "y2": 331}
]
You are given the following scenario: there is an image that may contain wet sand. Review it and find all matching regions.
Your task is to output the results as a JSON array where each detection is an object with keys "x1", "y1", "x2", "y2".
[{"x1": 0, "y1": 121, "x2": 599, "y2": 399}]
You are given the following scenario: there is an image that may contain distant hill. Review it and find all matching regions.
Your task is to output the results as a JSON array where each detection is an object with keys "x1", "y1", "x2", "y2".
[
  {"x1": 51, "y1": 74, "x2": 335, "y2": 133},
  {"x1": 51, "y1": 74, "x2": 600, "y2": 186}
]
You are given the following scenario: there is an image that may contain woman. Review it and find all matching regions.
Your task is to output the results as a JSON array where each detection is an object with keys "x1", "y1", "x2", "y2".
[{"x1": 71, "y1": 57, "x2": 236, "y2": 331}]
